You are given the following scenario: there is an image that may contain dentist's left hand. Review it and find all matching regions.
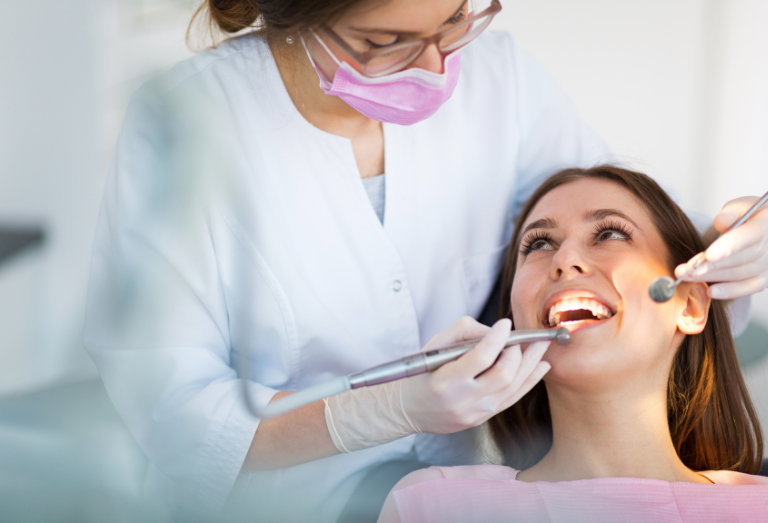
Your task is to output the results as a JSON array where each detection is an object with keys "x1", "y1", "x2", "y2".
[
  {"x1": 324, "y1": 318, "x2": 551, "y2": 453},
  {"x1": 677, "y1": 196, "x2": 768, "y2": 299}
]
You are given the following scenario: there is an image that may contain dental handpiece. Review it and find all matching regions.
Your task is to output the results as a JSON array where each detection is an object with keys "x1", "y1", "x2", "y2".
[
  {"x1": 347, "y1": 327, "x2": 571, "y2": 388},
  {"x1": 244, "y1": 328, "x2": 571, "y2": 418},
  {"x1": 649, "y1": 189, "x2": 768, "y2": 303}
]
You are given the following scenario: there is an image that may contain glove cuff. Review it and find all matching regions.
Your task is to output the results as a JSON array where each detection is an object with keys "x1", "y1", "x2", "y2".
[{"x1": 323, "y1": 382, "x2": 418, "y2": 453}]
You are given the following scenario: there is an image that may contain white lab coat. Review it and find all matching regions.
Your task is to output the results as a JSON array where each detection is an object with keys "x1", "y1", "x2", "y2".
[{"x1": 84, "y1": 31, "x2": 613, "y2": 521}]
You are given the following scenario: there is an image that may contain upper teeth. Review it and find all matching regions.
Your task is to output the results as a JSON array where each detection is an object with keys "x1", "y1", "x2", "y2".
[{"x1": 547, "y1": 298, "x2": 613, "y2": 327}]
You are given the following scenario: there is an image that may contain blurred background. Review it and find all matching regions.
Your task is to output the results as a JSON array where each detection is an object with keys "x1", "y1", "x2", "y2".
[{"x1": 0, "y1": 0, "x2": 766, "y2": 521}]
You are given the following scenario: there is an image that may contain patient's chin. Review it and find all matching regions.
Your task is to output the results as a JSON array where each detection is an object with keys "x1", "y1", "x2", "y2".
[{"x1": 543, "y1": 341, "x2": 627, "y2": 388}]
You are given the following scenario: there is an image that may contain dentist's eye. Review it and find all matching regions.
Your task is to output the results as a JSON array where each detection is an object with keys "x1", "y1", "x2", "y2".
[
  {"x1": 366, "y1": 37, "x2": 400, "y2": 48},
  {"x1": 594, "y1": 220, "x2": 633, "y2": 243},
  {"x1": 446, "y1": 4, "x2": 468, "y2": 25},
  {"x1": 520, "y1": 232, "x2": 555, "y2": 255}
]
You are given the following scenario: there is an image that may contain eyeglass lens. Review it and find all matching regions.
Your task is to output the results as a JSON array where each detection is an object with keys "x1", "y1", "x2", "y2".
[
  {"x1": 366, "y1": 44, "x2": 426, "y2": 76},
  {"x1": 362, "y1": 10, "x2": 496, "y2": 76}
]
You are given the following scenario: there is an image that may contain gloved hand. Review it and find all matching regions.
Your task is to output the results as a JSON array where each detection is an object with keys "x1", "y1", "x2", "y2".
[
  {"x1": 324, "y1": 317, "x2": 551, "y2": 453},
  {"x1": 677, "y1": 195, "x2": 768, "y2": 299}
]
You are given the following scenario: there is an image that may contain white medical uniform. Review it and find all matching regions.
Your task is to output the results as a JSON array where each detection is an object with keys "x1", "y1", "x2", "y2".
[{"x1": 84, "y1": 31, "x2": 613, "y2": 521}]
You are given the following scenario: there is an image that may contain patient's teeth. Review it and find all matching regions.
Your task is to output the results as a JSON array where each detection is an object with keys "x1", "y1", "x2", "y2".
[{"x1": 546, "y1": 296, "x2": 615, "y2": 327}]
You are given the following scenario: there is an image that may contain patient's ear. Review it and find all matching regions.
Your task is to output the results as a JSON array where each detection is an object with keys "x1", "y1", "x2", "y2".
[{"x1": 677, "y1": 282, "x2": 710, "y2": 334}]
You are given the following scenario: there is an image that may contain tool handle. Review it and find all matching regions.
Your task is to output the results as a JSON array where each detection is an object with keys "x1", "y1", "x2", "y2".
[
  {"x1": 243, "y1": 376, "x2": 351, "y2": 419},
  {"x1": 349, "y1": 328, "x2": 568, "y2": 388}
]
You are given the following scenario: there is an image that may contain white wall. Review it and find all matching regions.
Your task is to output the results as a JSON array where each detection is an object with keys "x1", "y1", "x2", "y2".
[{"x1": 490, "y1": 0, "x2": 710, "y2": 209}]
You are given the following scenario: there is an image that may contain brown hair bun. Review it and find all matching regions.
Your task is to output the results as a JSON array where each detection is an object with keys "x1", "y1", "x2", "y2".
[{"x1": 208, "y1": 0, "x2": 260, "y2": 34}]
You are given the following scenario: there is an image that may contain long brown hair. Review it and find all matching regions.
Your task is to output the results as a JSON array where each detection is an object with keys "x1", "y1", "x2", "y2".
[{"x1": 488, "y1": 165, "x2": 764, "y2": 474}]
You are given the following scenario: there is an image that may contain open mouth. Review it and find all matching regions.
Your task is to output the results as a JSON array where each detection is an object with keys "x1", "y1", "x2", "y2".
[{"x1": 546, "y1": 298, "x2": 614, "y2": 328}]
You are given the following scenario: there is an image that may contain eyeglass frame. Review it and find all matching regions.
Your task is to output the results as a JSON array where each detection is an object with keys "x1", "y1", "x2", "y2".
[{"x1": 304, "y1": 0, "x2": 502, "y2": 78}]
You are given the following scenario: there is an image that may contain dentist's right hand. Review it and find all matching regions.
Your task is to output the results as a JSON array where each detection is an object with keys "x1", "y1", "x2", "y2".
[{"x1": 324, "y1": 318, "x2": 551, "y2": 453}]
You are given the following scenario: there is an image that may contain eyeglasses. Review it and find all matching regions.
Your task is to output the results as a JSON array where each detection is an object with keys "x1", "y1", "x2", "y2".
[{"x1": 308, "y1": 0, "x2": 502, "y2": 78}]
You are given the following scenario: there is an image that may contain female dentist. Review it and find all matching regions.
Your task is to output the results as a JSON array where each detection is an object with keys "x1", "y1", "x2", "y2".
[{"x1": 83, "y1": 0, "x2": 768, "y2": 521}]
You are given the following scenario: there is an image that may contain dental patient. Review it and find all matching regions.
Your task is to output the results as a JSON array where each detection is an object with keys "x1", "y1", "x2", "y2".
[{"x1": 378, "y1": 166, "x2": 767, "y2": 523}]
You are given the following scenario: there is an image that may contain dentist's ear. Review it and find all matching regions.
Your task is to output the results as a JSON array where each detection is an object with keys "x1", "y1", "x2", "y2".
[{"x1": 677, "y1": 281, "x2": 711, "y2": 334}]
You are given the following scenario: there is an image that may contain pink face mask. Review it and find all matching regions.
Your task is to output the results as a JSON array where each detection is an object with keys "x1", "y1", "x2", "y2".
[{"x1": 302, "y1": 35, "x2": 462, "y2": 126}]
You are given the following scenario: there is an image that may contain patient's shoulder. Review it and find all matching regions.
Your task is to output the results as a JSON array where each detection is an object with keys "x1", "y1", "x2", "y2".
[
  {"x1": 392, "y1": 464, "x2": 518, "y2": 492},
  {"x1": 699, "y1": 470, "x2": 768, "y2": 485},
  {"x1": 379, "y1": 465, "x2": 519, "y2": 523}
]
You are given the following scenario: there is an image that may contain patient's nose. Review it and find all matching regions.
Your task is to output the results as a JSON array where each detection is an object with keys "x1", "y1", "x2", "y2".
[{"x1": 550, "y1": 241, "x2": 592, "y2": 280}]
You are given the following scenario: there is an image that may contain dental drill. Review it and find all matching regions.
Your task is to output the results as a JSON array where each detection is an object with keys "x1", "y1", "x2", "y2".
[
  {"x1": 649, "y1": 189, "x2": 768, "y2": 303},
  {"x1": 242, "y1": 327, "x2": 571, "y2": 418}
]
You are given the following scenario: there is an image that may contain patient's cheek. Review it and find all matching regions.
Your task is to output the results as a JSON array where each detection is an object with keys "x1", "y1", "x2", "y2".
[{"x1": 510, "y1": 277, "x2": 537, "y2": 329}]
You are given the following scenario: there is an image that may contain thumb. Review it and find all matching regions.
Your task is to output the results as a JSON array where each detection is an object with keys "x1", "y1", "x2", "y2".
[
  {"x1": 713, "y1": 211, "x2": 738, "y2": 233},
  {"x1": 714, "y1": 196, "x2": 760, "y2": 232}
]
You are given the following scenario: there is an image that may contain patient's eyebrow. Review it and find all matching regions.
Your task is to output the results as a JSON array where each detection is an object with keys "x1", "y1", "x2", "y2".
[
  {"x1": 583, "y1": 208, "x2": 641, "y2": 229},
  {"x1": 521, "y1": 217, "x2": 558, "y2": 235}
]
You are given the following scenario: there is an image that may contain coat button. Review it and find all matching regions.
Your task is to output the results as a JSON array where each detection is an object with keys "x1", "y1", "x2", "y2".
[{"x1": 392, "y1": 280, "x2": 402, "y2": 292}]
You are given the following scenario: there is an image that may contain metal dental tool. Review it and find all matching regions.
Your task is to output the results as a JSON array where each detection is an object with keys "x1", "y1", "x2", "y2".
[
  {"x1": 242, "y1": 327, "x2": 571, "y2": 419},
  {"x1": 649, "y1": 189, "x2": 768, "y2": 303}
]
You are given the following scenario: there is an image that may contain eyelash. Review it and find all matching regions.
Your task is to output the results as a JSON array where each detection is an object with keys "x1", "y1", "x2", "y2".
[
  {"x1": 365, "y1": 5, "x2": 467, "y2": 48},
  {"x1": 366, "y1": 38, "x2": 399, "y2": 49},
  {"x1": 447, "y1": 5, "x2": 467, "y2": 24},
  {"x1": 594, "y1": 220, "x2": 633, "y2": 243},
  {"x1": 520, "y1": 231, "x2": 555, "y2": 255},
  {"x1": 519, "y1": 220, "x2": 634, "y2": 255}
]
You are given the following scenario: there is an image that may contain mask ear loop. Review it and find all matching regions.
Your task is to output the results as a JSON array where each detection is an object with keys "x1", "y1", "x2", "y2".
[{"x1": 302, "y1": 28, "x2": 342, "y2": 68}]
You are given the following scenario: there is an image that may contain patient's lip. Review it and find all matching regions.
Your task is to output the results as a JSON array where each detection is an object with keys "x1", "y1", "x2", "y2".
[{"x1": 541, "y1": 288, "x2": 617, "y2": 328}]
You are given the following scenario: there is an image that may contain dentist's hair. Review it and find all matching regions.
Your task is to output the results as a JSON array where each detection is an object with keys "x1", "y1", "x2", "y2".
[
  {"x1": 188, "y1": 0, "x2": 368, "y2": 46},
  {"x1": 489, "y1": 165, "x2": 764, "y2": 474}
]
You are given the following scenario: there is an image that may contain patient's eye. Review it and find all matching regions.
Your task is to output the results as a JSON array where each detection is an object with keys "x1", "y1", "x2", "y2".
[
  {"x1": 594, "y1": 220, "x2": 633, "y2": 243},
  {"x1": 520, "y1": 232, "x2": 555, "y2": 255}
]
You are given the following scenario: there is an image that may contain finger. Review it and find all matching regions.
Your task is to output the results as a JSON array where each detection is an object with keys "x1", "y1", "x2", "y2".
[
  {"x1": 445, "y1": 319, "x2": 512, "y2": 378},
  {"x1": 683, "y1": 242, "x2": 765, "y2": 278},
  {"x1": 674, "y1": 252, "x2": 707, "y2": 279},
  {"x1": 708, "y1": 276, "x2": 768, "y2": 300},
  {"x1": 477, "y1": 341, "x2": 549, "y2": 392},
  {"x1": 423, "y1": 316, "x2": 491, "y2": 352},
  {"x1": 715, "y1": 196, "x2": 762, "y2": 232},
  {"x1": 496, "y1": 360, "x2": 551, "y2": 412},
  {"x1": 685, "y1": 257, "x2": 768, "y2": 284},
  {"x1": 706, "y1": 217, "x2": 768, "y2": 263},
  {"x1": 713, "y1": 211, "x2": 739, "y2": 233},
  {"x1": 473, "y1": 343, "x2": 522, "y2": 386}
]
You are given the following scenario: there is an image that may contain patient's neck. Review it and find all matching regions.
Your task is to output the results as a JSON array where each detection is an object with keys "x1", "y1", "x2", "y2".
[{"x1": 516, "y1": 381, "x2": 709, "y2": 484}]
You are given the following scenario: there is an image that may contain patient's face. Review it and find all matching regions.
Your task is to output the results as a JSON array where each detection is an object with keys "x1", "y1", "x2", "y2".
[{"x1": 510, "y1": 178, "x2": 687, "y2": 390}]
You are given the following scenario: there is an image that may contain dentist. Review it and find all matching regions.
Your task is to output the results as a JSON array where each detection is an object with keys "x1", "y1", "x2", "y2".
[{"x1": 84, "y1": 0, "x2": 768, "y2": 521}]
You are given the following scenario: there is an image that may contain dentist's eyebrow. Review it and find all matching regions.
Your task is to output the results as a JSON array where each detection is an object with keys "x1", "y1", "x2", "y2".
[
  {"x1": 521, "y1": 217, "x2": 558, "y2": 235},
  {"x1": 583, "y1": 208, "x2": 641, "y2": 230},
  {"x1": 348, "y1": 0, "x2": 466, "y2": 34}
]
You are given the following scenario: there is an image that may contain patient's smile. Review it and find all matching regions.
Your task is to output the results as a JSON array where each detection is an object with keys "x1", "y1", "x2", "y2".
[{"x1": 543, "y1": 292, "x2": 615, "y2": 330}]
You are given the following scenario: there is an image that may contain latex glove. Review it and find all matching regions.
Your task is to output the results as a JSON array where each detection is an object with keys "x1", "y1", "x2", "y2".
[
  {"x1": 324, "y1": 317, "x2": 551, "y2": 452},
  {"x1": 677, "y1": 196, "x2": 768, "y2": 299}
]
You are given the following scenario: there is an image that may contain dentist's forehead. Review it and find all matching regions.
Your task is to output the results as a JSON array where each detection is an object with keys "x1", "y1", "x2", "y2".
[{"x1": 341, "y1": 0, "x2": 466, "y2": 34}]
